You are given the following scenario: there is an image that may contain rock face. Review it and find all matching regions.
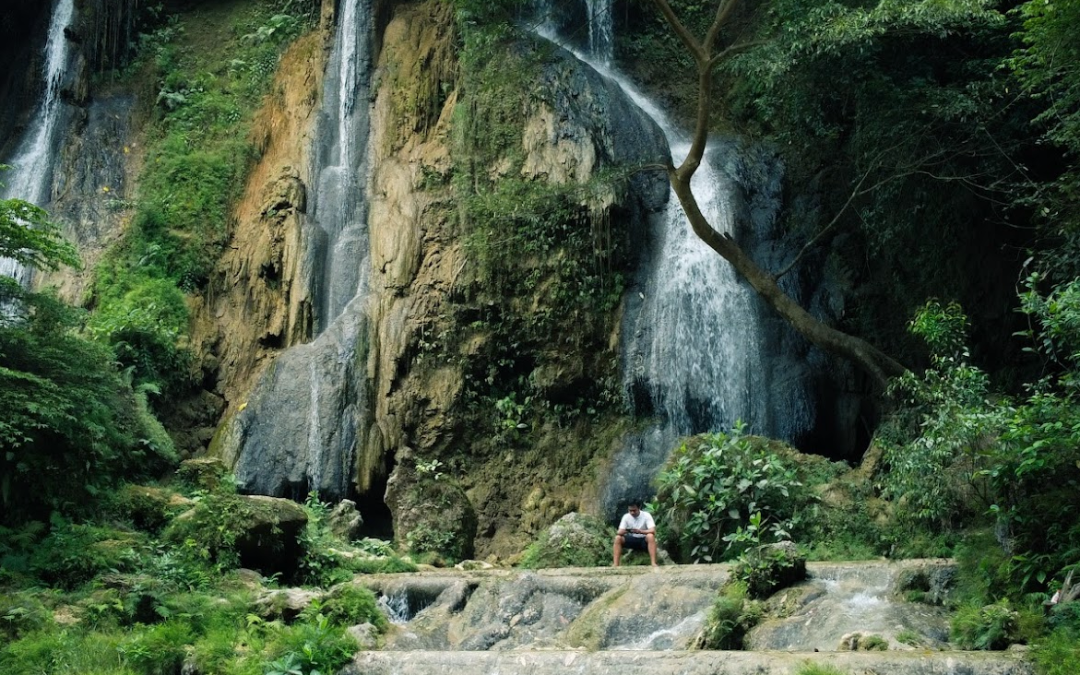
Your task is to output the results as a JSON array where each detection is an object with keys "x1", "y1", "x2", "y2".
[
  {"x1": 212, "y1": 0, "x2": 377, "y2": 500},
  {"x1": 342, "y1": 561, "x2": 1033, "y2": 675}
]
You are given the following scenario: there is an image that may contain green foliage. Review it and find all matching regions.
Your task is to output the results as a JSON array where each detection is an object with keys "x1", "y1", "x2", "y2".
[
  {"x1": 89, "y1": 0, "x2": 313, "y2": 395},
  {"x1": 731, "y1": 539, "x2": 806, "y2": 599},
  {"x1": 28, "y1": 516, "x2": 146, "y2": 588},
  {"x1": 652, "y1": 425, "x2": 812, "y2": 563},
  {"x1": 951, "y1": 599, "x2": 1020, "y2": 650},
  {"x1": 300, "y1": 585, "x2": 387, "y2": 633},
  {"x1": 879, "y1": 301, "x2": 995, "y2": 528},
  {"x1": 0, "y1": 592, "x2": 51, "y2": 642},
  {"x1": 0, "y1": 289, "x2": 177, "y2": 519},
  {"x1": 698, "y1": 581, "x2": 762, "y2": 650},
  {"x1": 87, "y1": 274, "x2": 193, "y2": 397},
  {"x1": 0, "y1": 188, "x2": 80, "y2": 274},
  {"x1": 162, "y1": 489, "x2": 257, "y2": 572},
  {"x1": 1010, "y1": 0, "x2": 1080, "y2": 157},
  {"x1": 519, "y1": 514, "x2": 612, "y2": 569},
  {"x1": 1033, "y1": 625, "x2": 1080, "y2": 675},
  {"x1": 297, "y1": 495, "x2": 415, "y2": 586},
  {"x1": 268, "y1": 613, "x2": 357, "y2": 675}
]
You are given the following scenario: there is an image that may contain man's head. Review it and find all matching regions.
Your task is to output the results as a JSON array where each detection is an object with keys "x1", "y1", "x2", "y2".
[{"x1": 627, "y1": 502, "x2": 641, "y2": 516}]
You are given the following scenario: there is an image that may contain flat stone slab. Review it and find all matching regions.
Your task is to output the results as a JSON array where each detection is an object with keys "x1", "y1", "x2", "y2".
[{"x1": 344, "y1": 649, "x2": 1033, "y2": 675}]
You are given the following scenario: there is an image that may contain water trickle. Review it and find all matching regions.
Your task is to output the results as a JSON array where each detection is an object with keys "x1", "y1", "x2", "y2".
[
  {"x1": 585, "y1": 0, "x2": 614, "y2": 65},
  {"x1": 379, "y1": 592, "x2": 412, "y2": 625},
  {"x1": 230, "y1": 0, "x2": 376, "y2": 499},
  {"x1": 0, "y1": 0, "x2": 75, "y2": 287}
]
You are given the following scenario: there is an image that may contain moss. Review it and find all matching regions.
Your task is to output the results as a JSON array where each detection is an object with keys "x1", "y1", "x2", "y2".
[
  {"x1": 564, "y1": 586, "x2": 628, "y2": 650},
  {"x1": 519, "y1": 513, "x2": 612, "y2": 569}
]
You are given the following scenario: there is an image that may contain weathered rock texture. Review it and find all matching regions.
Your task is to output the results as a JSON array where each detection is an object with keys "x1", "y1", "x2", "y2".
[
  {"x1": 193, "y1": 5, "x2": 333, "y2": 410},
  {"x1": 344, "y1": 650, "x2": 1032, "y2": 675},
  {"x1": 342, "y1": 561, "x2": 1032, "y2": 675}
]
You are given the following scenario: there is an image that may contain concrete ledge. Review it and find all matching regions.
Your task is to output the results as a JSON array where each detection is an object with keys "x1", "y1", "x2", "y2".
[{"x1": 344, "y1": 649, "x2": 1033, "y2": 675}]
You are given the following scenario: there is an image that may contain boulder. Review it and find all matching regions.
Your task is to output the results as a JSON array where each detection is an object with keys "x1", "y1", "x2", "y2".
[{"x1": 327, "y1": 499, "x2": 364, "y2": 540}]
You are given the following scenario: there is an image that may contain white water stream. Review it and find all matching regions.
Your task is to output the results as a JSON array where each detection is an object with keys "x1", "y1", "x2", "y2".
[{"x1": 1, "y1": 0, "x2": 75, "y2": 287}]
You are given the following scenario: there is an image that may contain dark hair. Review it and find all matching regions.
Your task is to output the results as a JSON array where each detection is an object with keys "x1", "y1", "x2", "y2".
[{"x1": 627, "y1": 502, "x2": 640, "y2": 509}]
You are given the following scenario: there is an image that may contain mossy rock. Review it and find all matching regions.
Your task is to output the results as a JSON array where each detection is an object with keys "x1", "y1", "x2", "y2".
[
  {"x1": 165, "y1": 493, "x2": 307, "y2": 578},
  {"x1": 175, "y1": 457, "x2": 230, "y2": 491},
  {"x1": 519, "y1": 512, "x2": 611, "y2": 569},
  {"x1": 389, "y1": 472, "x2": 477, "y2": 562},
  {"x1": 110, "y1": 484, "x2": 194, "y2": 532}
]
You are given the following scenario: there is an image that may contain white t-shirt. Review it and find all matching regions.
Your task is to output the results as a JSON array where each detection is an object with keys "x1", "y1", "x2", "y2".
[{"x1": 619, "y1": 511, "x2": 655, "y2": 534}]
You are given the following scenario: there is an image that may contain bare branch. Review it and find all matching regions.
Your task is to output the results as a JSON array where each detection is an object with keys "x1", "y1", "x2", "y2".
[{"x1": 648, "y1": 0, "x2": 705, "y2": 63}]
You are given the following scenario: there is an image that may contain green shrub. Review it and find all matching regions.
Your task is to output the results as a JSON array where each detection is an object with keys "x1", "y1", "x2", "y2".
[
  {"x1": 731, "y1": 539, "x2": 806, "y2": 599},
  {"x1": 119, "y1": 620, "x2": 195, "y2": 675},
  {"x1": 268, "y1": 613, "x2": 357, "y2": 675},
  {"x1": 297, "y1": 496, "x2": 416, "y2": 585},
  {"x1": 652, "y1": 426, "x2": 813, "y2": 563},
  {"x1": 0, "y1": 592, "x2": 51, "y2": 641},
  {"x1": 29, "y1": 517, "x2": 146, "y2": 588},
  {"x1": 0, "y1": 290, "x2": 177, "y2": 522},
  {"x1": 1033, "y1": 625, "x2": 1080, "y2": 675},
  {"x1": 951, "y1": 599, "x2": 1020, "y2": 650},
  {"x1": 301, "y1": 585, "x2": 387, "y2": 632},
  {"x1": 698, "y1": 582, "x2": 762, "y2": 650}
]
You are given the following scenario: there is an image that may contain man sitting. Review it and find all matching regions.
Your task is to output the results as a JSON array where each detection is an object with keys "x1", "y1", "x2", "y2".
[{"x1": 613, "y1": 502, "x2": 658, "y2": 567}]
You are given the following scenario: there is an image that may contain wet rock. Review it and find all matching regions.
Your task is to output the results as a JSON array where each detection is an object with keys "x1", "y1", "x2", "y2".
[
  {"x1": 347, "y1": 622, "x2": 380, "y2": 649},
  {"x1": 176, "y1": 457, "x2": 230, "y2": 491},
  {"x1": 328, "y1": 499, "x2": 364, "y2": 541},
  {"x1": 256, "y1": 587, "x2": 322, "y2": 621}
]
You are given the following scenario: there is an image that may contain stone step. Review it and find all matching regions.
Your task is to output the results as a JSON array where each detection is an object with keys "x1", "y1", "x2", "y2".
[{"x1": 343, "y1": 649, "x2": 1033, "y2": 675}]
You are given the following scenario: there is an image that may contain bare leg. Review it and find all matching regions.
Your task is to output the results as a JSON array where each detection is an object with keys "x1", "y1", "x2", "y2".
[
  {"x1": 613, "y1": 534, "x2": 624, "y2": 567},
  {"x1": 646, "y1": 533, "x2": 658, "y2": 566}
]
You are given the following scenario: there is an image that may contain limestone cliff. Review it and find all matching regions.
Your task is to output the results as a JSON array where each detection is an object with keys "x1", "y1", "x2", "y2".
[{"x1": 191, "y1": 3, "x2": 333, "y2": 411}]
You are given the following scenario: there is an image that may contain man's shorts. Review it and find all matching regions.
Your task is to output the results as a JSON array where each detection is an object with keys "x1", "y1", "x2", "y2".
[{"x1": 623, "y1": 533, "x2": 648, "y2": 551}]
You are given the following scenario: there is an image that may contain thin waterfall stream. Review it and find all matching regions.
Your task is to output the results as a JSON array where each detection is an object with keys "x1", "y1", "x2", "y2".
[
  {"x1": 0, "y1": 0, "x2": 75, "y2": 288},
  {"x1": 229, "y1": 0, "x2": 375, "y2": 499}
]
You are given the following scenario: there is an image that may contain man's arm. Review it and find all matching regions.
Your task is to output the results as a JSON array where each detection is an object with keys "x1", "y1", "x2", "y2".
[{"x1": 617, "y1": 515, "x2": 629, "y2": 535}]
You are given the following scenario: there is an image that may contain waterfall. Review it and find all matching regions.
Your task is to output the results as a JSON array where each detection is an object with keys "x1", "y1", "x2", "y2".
[
  {"x1": 229, "y1": 0, "x2": 375, "y2": 500},
  {"x1": 535, "y1": 4, "x2": 814, "y2": 512},
  {"x1": 0, "y1": 0, "x2": 75, "y2": 287},
  {"x1": 313, "y1": 0, "x2": 373, "y2": 330},
  {"x1": 585, "y1": 0, "x2": 613, "y2": 65}
]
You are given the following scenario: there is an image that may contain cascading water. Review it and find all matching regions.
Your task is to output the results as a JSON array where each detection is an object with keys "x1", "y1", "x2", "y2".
[
  {"x1": 584, "y1": 0, "x2": 613, "y2": 65},
  {"x1": 0, "y1": 0, "x2": 75, "y2": 288},
  {"x1": 228, "y1": 0, "x2": 375, "y2": 500},
  {"x1": 537, "y1": 1, "x2": 814, "y2": 511}
]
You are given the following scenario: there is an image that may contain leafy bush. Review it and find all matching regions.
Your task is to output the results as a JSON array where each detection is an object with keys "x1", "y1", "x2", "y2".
[
  {"x1": 879, "y1": 301, "x2": 996, "y2": 530},
  {"x1": 0, "y1": 592, "x2": 51, "y2": 642},
  {"x1": 731, "y1": 539, "x2": 806, "y2": 599},
  {"x1": 652, "y1": 426, "x2": 813, "y2": 563},
  {"x1": 297, "y1": 495, "x2": 415, "y2": 586},
  {"x1": 1033, "y1": 624, "x2": 1080, "y2": 675},
  {"x1": 0, "y1": 289, "x2": 178, "y2": 521},
  {"x1": 951, "y1": 599, "x2": 1020, "y2": 650},
  {"x1": 300, "y1": 585, "x2": 386, "y2": 632},
  {"x1": 29, "y1": 517, "x2": 147, "y2": 588},
  {"x1": 269, "y1": 613, "x2": 357, "y2": 675},
  {"x1": 697, "y1": 582, "x2": 762, "y2": 650}
]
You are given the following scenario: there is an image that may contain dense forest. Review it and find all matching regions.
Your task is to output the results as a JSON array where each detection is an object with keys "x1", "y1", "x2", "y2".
[{"x1": 2, "y1": 0, "x2": 1079, "y2": 673}]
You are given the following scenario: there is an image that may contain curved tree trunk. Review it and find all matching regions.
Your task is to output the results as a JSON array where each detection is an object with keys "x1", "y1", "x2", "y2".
[{"x1": 650, "y1": 0, "x2": 907, "y2": 390}]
